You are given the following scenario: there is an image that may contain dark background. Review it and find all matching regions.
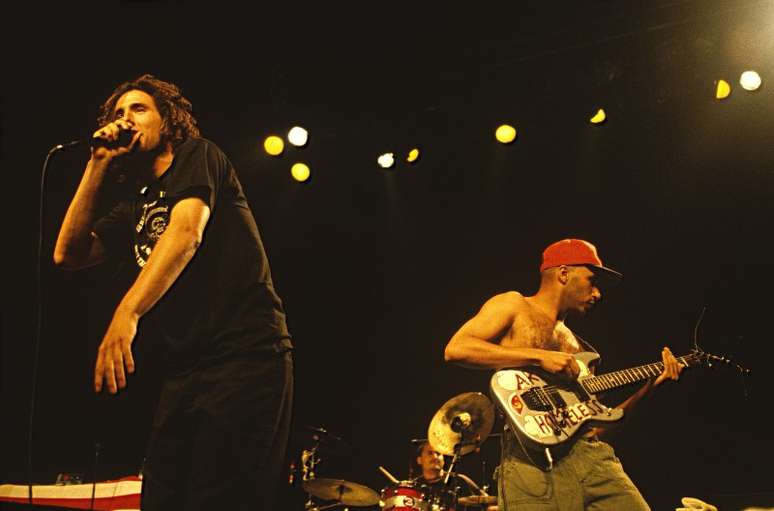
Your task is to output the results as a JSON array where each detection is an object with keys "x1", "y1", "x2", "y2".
[{"x1": 3, "y1": 1, "x2": 774, "y2": 510}]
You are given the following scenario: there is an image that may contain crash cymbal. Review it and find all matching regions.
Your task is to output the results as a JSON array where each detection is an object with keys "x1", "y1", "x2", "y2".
[
  {"x1": 458, "y1": 495, "x2": 498, "y2": 506},
  {"x1": 427, "y1": 392, "x2": 494, "y2": 456},
  {"x1": 302, "y1": 478, "x2": 379, "y2": 507}
]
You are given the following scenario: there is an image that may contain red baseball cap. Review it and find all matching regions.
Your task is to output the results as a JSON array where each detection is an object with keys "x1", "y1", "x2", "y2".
[{"x1": 540, "y1": 239, "x2": 622, "y2": 285}]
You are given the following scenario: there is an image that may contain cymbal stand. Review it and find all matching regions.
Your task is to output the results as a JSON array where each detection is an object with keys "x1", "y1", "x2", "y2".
[
  {"x1": 443, "y1": 413, "x2": 481, "y2": 486},
  {"x1": 480, "y1": 459, "x2": 489, "y2": 495},
  {"x1": 304, "y1": 484, "x2": 348, "y2": 511},
  {"x1": 301, "y1": 435, "x2": 322, "y2": 510},
  {"x1": 442, "y1": 439, "x2": 478, "y2": 486},
  {"x1": 304, "y1": 501, "x2": 344, "y2": 511}
]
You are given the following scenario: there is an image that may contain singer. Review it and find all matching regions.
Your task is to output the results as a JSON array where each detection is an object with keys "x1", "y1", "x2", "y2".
[{"x1": 53, "y1": 74, "x2": 294, "y2": 511}]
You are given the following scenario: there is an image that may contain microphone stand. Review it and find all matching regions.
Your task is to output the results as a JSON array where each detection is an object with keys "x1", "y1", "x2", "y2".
[{"x1": 27, "y1": 143, "x2": 72, "y2": 504}]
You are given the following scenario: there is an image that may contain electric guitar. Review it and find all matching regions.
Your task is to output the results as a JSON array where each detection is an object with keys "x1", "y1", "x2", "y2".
[{"x1": 489, "y1": 349, "x2": 727, "y2": 458}]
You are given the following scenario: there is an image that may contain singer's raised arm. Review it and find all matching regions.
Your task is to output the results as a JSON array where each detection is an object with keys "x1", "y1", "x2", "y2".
[{"x1": 53, "y1": 119, "x2": 141, "y2": 270}]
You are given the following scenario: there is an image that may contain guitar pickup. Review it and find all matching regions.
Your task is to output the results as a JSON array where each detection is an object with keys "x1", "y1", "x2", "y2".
[
  {"x1": 522, "y1": 388, "x2": 563, "y2": 411},
  {"x1": 546, "y1": 388, "x2": 567, "y2": 409}
]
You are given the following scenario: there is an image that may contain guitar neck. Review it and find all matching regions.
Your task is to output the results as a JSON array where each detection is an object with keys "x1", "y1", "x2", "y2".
[{"x1": 580, "y1": 353, "x2": 700, "y2": 394}]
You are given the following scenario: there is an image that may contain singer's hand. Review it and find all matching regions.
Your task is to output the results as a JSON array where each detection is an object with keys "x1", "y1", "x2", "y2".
[
  {"x1": 91, "y1": 120, "x2": 140, "y2": 161},
  {"x1": 94, "y1": 306, "x2": 138, "y2": 394}
]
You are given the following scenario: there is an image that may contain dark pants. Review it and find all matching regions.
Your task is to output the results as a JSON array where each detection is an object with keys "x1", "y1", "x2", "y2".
[{"x1": 140, "y1": 348, "x2": 293, "y2": 511}]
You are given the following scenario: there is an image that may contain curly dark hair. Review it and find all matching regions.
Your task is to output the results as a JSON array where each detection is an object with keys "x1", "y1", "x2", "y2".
[{"x1": 96, "y1": 74, "x2": 200, "y2": 147}]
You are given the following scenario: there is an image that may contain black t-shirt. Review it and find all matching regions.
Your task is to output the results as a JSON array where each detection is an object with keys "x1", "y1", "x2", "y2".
[{"x1": 94, "y1": 138, "x2": 292, "y2": 366}]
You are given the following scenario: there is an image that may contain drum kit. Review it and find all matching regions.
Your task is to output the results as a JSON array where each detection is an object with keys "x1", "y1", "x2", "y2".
[{"x1": 292, "y1": 392, "x2": 500, "y2": 511}]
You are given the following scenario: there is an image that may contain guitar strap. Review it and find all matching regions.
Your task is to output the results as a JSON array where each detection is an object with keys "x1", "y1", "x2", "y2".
[{"x1": 573, "y1": 332, "x2": 600, "y2": 356}]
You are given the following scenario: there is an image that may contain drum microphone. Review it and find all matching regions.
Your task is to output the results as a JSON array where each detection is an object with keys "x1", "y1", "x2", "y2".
[{"x1": 451, "y1": 412, "x2": 472, "y2": 433}]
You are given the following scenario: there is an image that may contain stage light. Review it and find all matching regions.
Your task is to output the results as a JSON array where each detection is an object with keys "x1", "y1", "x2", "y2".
[
  {"x1": 589, "y1": 108, "x2": 606, "y2": 124},
  {"x1": 291, "y1": 162, "x2": 311, "y2": 182},
  {"x1": 264, "y1": 135, "x2": 284, "y2": 156},
  {"x1": 495, "y1": 124, "x2": 517, "y2": 144},
  {"x1": 287, "y1": 126, "x2": 309, "y2": 147},
  {"x1": 406, "y1": 148, "x2": 420, "y2": 163},
  {"x1": 739, "y1": 70, "x2": 761, "y2": 91},
  {"x1": 377, "y1": 153, "x2": 395, "y2": 169},
  {"x1": 715, "y1": 79, "x2": 731, "y2": 99}
]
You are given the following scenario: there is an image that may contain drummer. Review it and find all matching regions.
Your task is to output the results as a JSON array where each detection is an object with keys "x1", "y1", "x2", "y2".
[{"x1": 413, "y1": 441, "x2": 461, "y2": 509}]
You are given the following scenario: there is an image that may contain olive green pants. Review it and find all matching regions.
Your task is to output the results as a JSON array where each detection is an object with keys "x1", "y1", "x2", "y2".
[{"x1": 498, "y1": 429, "x2": 650, "y2": 511}]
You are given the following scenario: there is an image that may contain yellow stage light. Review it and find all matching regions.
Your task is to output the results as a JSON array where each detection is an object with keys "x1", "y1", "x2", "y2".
[
  {"x1": 739, "y1": 70, "x2": 761, "y2": 91},
  {"x1": 715, "y1": 79, "x2": 731, "y2": 99},
  {"x1": 589, "y1": 108, "x2": 606, "y2": 124},
  {"x1": 291, "y1": 163, "x2": 311, "y2": 182},
  {"x1": 264, "y1": 135, "x2": 284, "y2": 156},
  {"x1": 406, "y1": 148, "x2": 420, "y2": 163},
  {"x1": 495, "y1": 125, "x2": 517, "y2": 144}
]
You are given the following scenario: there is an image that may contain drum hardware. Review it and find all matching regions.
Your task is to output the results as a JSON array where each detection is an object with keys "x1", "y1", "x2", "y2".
[
  {"x1": 303, "y1": 502, "x2": 349, "y2": 511},
  {"x1": 289, "y1": 425, "x2": 351, "y2": 485},
  {"x1": 457, "y1": 495, "x2": 498, "y2": 506},
  {"x1": 427, "y1": 392, "x2": 495, "y2": 457},
  {"x1": 426, "y1": 392, "x2": 495, "y2": 493},
  {"x1": 289, "y1": 426, "x2": 377, "y2": 509},
  {"x1": 380, "y1": 392, "x2": 496, "y2": 511},
  {"x1": 300, "y1": 433, "x2": 323, "y2": 483}
]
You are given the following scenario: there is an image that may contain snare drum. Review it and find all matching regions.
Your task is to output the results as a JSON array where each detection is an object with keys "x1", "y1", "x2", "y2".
[{"x1": 380, "y1": 481, "x2": 429, "y2": 511}]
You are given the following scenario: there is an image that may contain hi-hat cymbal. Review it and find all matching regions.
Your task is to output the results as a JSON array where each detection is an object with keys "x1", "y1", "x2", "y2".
[
  {"x1": 458, "y1": 495, "x2": 498, "y2": 506},
  {"x1": 302, "y1": 478, "x2": 379, "y2": 507},
  {"x1": 427, "y1": 392, "x2": 494, "y2": 456}
]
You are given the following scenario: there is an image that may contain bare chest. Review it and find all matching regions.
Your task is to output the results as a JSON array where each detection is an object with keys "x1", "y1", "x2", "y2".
[{"x1": 502, "y1": 314, "x2": 581, "y2": 354}]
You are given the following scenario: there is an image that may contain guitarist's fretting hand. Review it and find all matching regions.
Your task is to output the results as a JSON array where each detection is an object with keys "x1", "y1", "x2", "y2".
[
  {"x1": 653, "y1": 346, "x2": 684, "y2": 386},
  {"x1": 538, "y1": 350, "x2": 581, "y2": 380}
]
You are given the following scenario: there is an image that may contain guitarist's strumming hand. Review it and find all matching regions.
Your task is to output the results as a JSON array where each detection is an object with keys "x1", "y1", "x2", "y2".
[
  {"x1": 653, "y1": 346, "x2": 684, "y2": 387},
  {"x1": 538, "y1": 350, "x2": 581, "y2": 381}
]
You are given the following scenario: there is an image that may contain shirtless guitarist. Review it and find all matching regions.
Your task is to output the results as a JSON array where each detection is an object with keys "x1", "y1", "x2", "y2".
[{"x1": 443, "y1": 238, "x2": 683, "y2": 511}]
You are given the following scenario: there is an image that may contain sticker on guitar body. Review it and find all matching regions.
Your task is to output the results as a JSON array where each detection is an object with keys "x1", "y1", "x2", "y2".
[
  {"x1": 496, "y1": 369, "x2": 544, "y2": 391},
  {"x1": 496, "y1": 369, "x2": 607, "y2": 439},
  {"x1": 519, "y1": 399, "x2": 607, "y2": 438}
]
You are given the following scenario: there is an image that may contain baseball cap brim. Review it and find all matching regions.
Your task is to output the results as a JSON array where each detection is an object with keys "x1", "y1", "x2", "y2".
[{"x1": 587, "y1": 264, "x2": 623, "y2": 288}]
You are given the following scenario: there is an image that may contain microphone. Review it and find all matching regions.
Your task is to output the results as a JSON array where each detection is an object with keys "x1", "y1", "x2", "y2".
[
  {"x1": 451, "y1": 412, "x2": 472, "y2": 433},
  {"x1": 52, "y1": 129, "x2": 136, "y2": 152},
  {"x1": 91, "y1": 128, "x2": 136, "y2": 149}
]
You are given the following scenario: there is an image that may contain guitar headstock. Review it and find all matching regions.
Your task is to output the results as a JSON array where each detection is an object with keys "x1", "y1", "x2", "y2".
[
  {"x1": 688, "y1": 306, "x2": 751, "y2": 376},
  {"x1": 688, "y1": 347, "x2": 751, "y2": 375}
]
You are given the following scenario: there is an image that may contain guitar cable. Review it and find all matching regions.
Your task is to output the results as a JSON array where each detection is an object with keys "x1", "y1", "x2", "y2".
[
  {"x1": 504, "y1": 422, "x2": 555, "y2": 472},
  {"x1": 692, "y1": 306, "x2": 706, "y2": 351}
]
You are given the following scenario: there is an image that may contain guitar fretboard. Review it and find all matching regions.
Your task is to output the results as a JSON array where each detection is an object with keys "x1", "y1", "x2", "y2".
[{"x1": 580, "y1": 354, "x2": 700, "y2": 394}]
